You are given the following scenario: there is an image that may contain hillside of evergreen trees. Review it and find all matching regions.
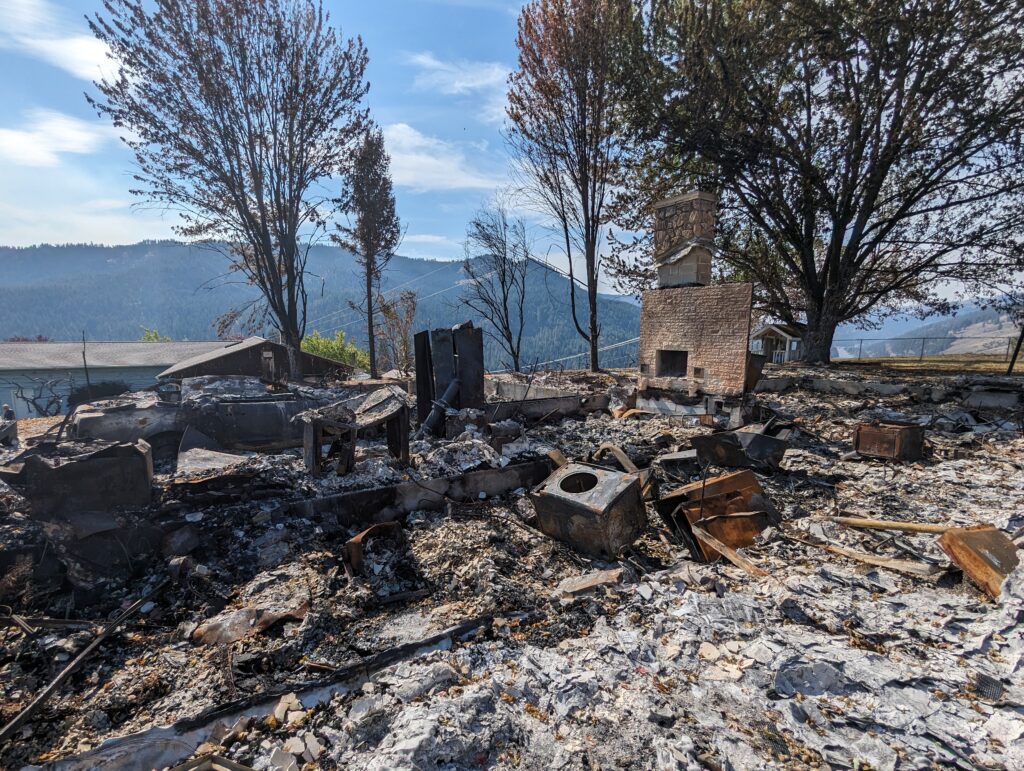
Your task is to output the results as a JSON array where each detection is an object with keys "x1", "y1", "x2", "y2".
[{"x1": 0, "y1": 241, "x2": 640, "y2": 370}]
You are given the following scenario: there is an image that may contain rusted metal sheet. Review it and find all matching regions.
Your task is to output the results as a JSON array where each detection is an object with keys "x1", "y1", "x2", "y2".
[
  {"x1": 655, "y1": 470, "x2": 778, "y2": 561},
  {"x1": 656, "y1": 470, "x2": 772, "y2": 521},
  {"x1": 691, "y1": 427, "x2": 788, "y2": 470},
  {"x1": 530, "y1": 462, "x2": 646, "y2": 558},
  {"x1": 938, "y1": 526, "x2": 1020, "y2": 599},
  {"x1": 854, "y1": 421, "x2": 925, "y2": 461},
  {"x1": 344, "y1": 522, "x2": 402, "y2": 575}
]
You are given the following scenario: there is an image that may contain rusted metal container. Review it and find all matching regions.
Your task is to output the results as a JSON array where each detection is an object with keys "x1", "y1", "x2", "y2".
[
  {"x1": 530, "y1": 462, "x2": 646, "y2": 558},
  {"x1": 854, "y1": 421, "x2": 924, "y2": 461}
]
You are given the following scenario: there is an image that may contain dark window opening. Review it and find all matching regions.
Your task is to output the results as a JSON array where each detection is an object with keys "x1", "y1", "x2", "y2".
[
  {"x1": 655, "y1": 349, "x2": 688, "y2": 377},
  {"x1": 692, "y1": 366, "x2": 705, "y2": 379}
]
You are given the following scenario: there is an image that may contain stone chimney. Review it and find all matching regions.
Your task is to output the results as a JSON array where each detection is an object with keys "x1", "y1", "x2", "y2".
[{"x1": 652, "y1": 191, "x2": 717, "y2": 287}]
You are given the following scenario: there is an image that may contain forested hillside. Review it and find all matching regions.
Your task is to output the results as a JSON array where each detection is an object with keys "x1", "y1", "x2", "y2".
[{"x1": 0, "y1": 241, "x2": 640, "y2": 370}]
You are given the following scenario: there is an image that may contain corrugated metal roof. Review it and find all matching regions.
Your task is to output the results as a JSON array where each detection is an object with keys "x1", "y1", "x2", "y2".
[{"x1": 0, "y1": 340, "x2": 230, "y2": 372}]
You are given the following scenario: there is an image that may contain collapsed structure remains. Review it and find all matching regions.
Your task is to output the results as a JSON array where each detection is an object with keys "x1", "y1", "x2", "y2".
[{"x1": 0, "y1": 196, "x2": 1022, "y2": 771}]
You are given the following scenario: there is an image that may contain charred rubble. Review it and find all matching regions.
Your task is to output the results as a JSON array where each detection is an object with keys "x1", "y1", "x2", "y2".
[
  {"x1": 1, "y1": 209, "x2": 1023, "y2": 770},
  {"x1": 0, "y1": 335, "x2": 1021, "y2": 770}
]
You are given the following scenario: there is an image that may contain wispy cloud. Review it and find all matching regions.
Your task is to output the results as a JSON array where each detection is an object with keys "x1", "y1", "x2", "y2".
[
  {"x1": 2, "y1": 0, "x2": 111, "y2": 81},
  {"x1": 404, "y1": 50, "x2": 510, "y2": 124},
  {"x1": 0, "y1": 198, "x2": 176, "y2": 247},
  {"x1": 403, "y1": 233, "x2": 464, "y2": 258},
  {"x1": 0, "y1": 109, "x2": 117, "y2": 167},
  {"x1": 383, "y1": 123, "x2": 502, "y2": 192}
]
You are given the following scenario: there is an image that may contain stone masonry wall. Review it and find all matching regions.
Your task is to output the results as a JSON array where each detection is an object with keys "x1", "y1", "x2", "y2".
[
  {"x1": 653, "y1": 192, "x2": 717, "y2": 263},
  {"x1": 638, "y1": 283, "x2": 753, "y2": 396}
]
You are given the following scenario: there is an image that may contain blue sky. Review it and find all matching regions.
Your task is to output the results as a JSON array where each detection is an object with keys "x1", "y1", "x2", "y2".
[{"x1": 0, "y1": 0, "x2": 524, "y2": 260}]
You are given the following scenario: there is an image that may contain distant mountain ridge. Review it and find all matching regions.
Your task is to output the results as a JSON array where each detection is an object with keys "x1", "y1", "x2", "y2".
[{"x1": 0, "y1": 241, "x2": 641, "y2": 370}]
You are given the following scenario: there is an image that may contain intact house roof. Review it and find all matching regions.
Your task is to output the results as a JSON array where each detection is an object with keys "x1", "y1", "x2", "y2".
[
  {"x1": 752, "y1": 322, "x2": 807, "y2": 340},
  {"x1": 0, "y1": 340, "x2": 230, "y2": 373}
]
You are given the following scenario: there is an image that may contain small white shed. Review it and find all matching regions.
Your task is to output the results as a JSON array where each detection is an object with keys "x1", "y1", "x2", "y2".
[{"x1": 750, "y1": 323, "x2": 806, "y2": 364}]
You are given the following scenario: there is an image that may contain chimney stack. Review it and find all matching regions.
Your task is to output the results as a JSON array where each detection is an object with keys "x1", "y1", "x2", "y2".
[{"x1": 652, "y1": 191, "x2": 716, "y2": 287}]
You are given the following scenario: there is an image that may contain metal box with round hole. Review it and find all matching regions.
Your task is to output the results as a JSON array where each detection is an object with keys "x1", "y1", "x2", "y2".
[{"x1": 529, "y1": 462, "x2": 646, "y2": 558}]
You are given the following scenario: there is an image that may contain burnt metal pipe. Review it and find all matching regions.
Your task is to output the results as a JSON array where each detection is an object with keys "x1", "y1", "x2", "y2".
[{"x1": 415, "y1": 378, "x2": 460, "y2": 439}]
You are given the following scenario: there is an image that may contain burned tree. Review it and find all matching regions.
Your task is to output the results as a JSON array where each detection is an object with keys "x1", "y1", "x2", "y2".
[
  {"x1": 335, "y1": 124, "x2": 402, "y2": 379},
  {"x1": 462, "y1": 202, "x2": 529, "y2": 373},
  {"x1": 615, "y1": 0, "x2": 1024, "y2": 363},
  {"x1": 88, "y1": 0, "x2": 369, "y2": 376},
  {"x1": 377, "y1": 290, "x2": 417, "y2": 374},
  {"x1": 507, "y1": 0, "x2": 636, "y2": 372},
  {"x1": 1, "y1": 377, "x2": 68, "y2": 417}
]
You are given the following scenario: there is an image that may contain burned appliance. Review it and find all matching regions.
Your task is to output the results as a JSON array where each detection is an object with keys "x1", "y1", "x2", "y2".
[
  {"x1": 854, "y1": 421, "x2": 925, "y2": 462},
  {"x1": 530, "y1": 462, "x2": 646, "y2": 558}
]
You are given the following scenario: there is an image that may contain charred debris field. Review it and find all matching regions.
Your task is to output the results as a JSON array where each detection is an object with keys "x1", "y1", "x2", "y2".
[{"x1": 0, "y1": 365, "x2": 1022, "y2": 771}]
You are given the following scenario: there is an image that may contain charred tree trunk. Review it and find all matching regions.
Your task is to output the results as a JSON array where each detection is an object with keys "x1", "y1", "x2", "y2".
[
  {"x1": 366, "y1": 266, "x2": 378, "y2": 380},
  {"x1": 283, "y1": 331, "x2": 303, "y2": 381},
  {"x1": 1008, "y1": 326, "x2": 1024, "y2": 375},
  {"x1": 802, "y1": 306, "x2": 839, "y2": 365},
  {"x1": 587, "y1": 242, "x2": 600, "y2": 373}
]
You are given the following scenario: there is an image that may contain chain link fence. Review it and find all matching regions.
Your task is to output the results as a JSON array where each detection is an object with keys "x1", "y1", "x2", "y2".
[{"x1": 832, "y1": 335, "x2": 1020, "y2": 361}]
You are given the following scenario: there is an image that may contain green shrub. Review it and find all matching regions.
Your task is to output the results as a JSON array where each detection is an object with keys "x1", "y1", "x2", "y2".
[{"x1": 301, "y1": 330, "x2": 370, "y2": 370}]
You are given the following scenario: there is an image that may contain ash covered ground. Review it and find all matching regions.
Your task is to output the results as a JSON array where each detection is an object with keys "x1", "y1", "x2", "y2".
[{"x1": 0, "y1": 367, "x2": 1022, "y2": 771}]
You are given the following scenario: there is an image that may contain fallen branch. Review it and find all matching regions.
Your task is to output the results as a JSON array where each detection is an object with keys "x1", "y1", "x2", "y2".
[
  {"x1": 829, "y1": 516, "x2": 950, "y2": 534},
  {"x1": 0, "y1": 578, "x2": 168, "y2": 743},
  {"x1": 176, "y1": 614, "x2": 493, "y2": 731},
  {"x1": 791, "y1": 537, "x2": 942, "y2": 578}
]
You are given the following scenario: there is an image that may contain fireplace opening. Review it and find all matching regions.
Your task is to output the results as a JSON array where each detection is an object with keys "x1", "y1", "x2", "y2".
[{"x1": 655, "y1": 349, "x2": 688, "y2": 377}]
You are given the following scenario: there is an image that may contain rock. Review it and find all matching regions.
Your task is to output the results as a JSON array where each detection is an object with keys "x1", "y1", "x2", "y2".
[
  {"x1": 273, "y1": 693, "x2": 303, "y2": 722},
  {"x1": 394, "y1": 662, "x2": 459, "y2": 703},
  {"x1": 698, "y1": 643, "x2": 721, "y2": 662},
  {"x1": 269, "y1": 746, "x2": 299, "y2": 771},
  {"x1": 553, "y1": 568, "x2": 624, "y2": 601},
  {"x1": 282, "y1": 736, "x2": 305, "y2": 754},
  {"x1": 348, "y1": 694, "x2": 387, "y2": 723},
  {"x1": 168, "y1": 555, "x2": 197, "y2": 583},
  {"x1": 303, "y1": 732, "x2": 324, "y2": 761}
]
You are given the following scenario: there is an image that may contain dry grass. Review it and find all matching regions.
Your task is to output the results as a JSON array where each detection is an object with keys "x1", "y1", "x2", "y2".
[
  {"x1": 831, "y1": 354, "x2": 1020, "y2": 375},
  {"x1": 15, "y1": 415, "x2": 64, "y2": 440}
]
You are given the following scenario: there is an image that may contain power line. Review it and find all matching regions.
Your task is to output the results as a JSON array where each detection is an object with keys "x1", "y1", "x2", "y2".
[
  {"x1": 305, "y1": 262, "x2": 456, "y2": 329},
  {"x1": 490, "y1": 336, "x2": 640, "y2": 374},
  {"x1": 317, "y1": 276, "x2": 471, "y2": 337}
]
